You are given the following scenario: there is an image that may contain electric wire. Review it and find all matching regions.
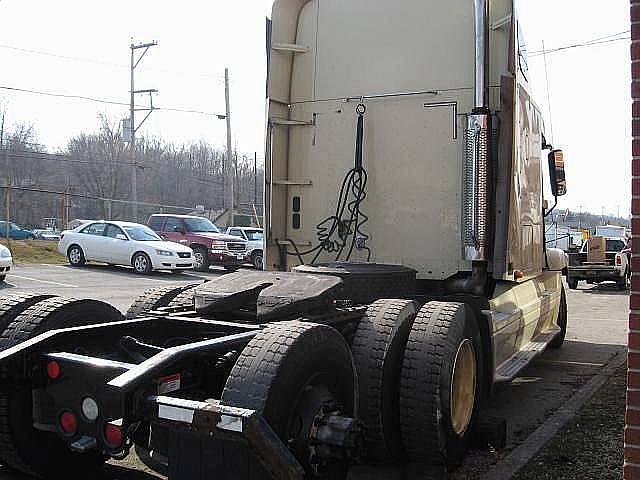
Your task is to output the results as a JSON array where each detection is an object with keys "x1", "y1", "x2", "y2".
[{"x1": 0, "y1": 85, "x2": 225, "y2": 117}]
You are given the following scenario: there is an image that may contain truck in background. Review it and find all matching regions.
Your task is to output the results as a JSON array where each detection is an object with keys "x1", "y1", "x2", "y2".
[{"x1": 567, "y1": 236, "x2": 629, "y2": 290}]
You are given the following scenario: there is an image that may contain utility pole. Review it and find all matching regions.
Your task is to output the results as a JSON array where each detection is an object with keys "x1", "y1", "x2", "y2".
[
  {"x1": 129, "y1": 40, "x2": 158, "y2": 222},
  {"x1": 224, "y1": 67, "x2": 234, "y2": 217},
  {"x1": 254, "y1": 151, "x2": 258, "y2": 209},
  {"x1": 1, "y1": 112, "x2": 9, "y2": 248}
]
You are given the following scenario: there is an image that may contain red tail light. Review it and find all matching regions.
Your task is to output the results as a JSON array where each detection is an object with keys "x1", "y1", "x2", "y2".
[
  {"x1": 616, "y1": 255, "x2": 622, "y2": 266},
  {"x1": 60, "y1": 411, "x2": 77, "y2": 435},
  {"x1": 47, "y1": 361, "x2": 61, "y2": 380},
  {"x1": 104, "y1": 422, "x2": 123, "y2": 448}
]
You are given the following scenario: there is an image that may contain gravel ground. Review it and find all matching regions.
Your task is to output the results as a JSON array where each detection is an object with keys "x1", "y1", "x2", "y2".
[{"x1": 512, "y1": 364, "x2": 625, "y2": 480}]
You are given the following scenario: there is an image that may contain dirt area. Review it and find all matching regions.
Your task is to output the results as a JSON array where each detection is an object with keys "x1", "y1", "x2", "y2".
[
  {"x1": 512, "y1": 364, "x2": 625, "y2": 480},
  {"x1": 0, "y1": 239, "x2": 66, "y2": 264}
]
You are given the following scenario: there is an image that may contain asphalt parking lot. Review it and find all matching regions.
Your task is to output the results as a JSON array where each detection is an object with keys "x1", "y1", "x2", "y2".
[{"x1": 0, "y1": 265, "x2": 629, "y2": 479}]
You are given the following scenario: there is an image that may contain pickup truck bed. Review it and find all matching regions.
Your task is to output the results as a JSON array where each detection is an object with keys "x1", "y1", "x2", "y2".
[{"x1": 567, "y1": 251, "x2": 628, "y2": 290}]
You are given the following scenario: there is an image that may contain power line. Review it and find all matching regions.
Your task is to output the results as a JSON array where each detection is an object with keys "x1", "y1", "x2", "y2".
[
  {"x1": 529, "y1": 32, "x2": 629, "y2": 57},
  {"x1": 0, "y1": 42, "x2": 227, "y2": 82},
  {"x1": 0, "y1": 84, "x2": 225, "y2": 117}
]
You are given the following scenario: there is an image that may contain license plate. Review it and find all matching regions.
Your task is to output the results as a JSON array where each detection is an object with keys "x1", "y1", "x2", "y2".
[{"x1": 236, "y1": 253, "x2": 244, "y2": 260}]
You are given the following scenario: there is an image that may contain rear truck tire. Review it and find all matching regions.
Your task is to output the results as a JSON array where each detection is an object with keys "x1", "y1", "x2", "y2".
[
  {"x1": 222, "y1": 321, "x2": 357, "y2": 479},
  {"x1": 351, "y1": 299, "x2": 418, "y2": 460},
  {"x1": 125, "y1": 283, "x2": 200, "y2": 319},
  {"x1": 67, "y1": 245, "x2": 85, "y2": 267},
  {"x1": 548, "y1": 287, "x2": 568, "y2": 349},
  {"x1": 132, "y1": 252, "x2": 153, "y2": 275},
  {"x1": 0, "y1": 293, "x2": 57, "y2": 333},
  {"x1": 399, "y1": 301, "x2": 482, "y2": 468},
  {"x1": 567, "y1": 277, "x2": 578, "y2": 290},
  {"x1": 252, "y1": 250, "x2": 264, "y2": 270},
  {"x1": 192, "y1": 247, "x2": 210, "y2": 272},
  {"x1": 0, "y1": 297, "x2": 123, "y2": 478}
]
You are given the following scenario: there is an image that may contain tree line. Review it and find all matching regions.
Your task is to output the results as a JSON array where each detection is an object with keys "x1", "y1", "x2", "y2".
[{"x1": 0, "y1": 114, "x2": 264, "y2": 229}]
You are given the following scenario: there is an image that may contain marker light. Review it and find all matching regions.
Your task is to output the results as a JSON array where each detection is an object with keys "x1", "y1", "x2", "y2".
[
  {"x1": 47, "y1": 361, "x2": 61, "y2": 380},
  {"x1": 104, "y1": 422, "x2": 123, "y2": 448},
  {"x1": 60, "y1": 411, "x2": 77, "y2": 435}
]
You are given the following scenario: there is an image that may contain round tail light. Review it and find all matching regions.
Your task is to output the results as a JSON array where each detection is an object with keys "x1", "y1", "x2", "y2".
[
  {"x1": 104, "y1": 423, "x2": 123, "y2": 448},
  {"x1": 47, "y1": 361, "x2": 61, "y2": 380},
  {"x1": 59, "y1": 411, "x2": 77, "y2": 435}
]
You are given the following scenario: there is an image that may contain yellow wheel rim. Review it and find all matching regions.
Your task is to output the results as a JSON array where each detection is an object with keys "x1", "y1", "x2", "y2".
[{"x1": 450, "y1": 339, "x2": 476, "y2": 436}]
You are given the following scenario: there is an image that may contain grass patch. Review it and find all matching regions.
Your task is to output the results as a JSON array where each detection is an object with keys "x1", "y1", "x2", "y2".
[{"x1": 0, "y1": 239, "x2": 66, "y2": 264}]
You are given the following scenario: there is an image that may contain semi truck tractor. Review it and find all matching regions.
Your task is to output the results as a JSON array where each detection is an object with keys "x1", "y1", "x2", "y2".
[{"x1": 0, "y1": 1, "x2": 567, "y2": 479}]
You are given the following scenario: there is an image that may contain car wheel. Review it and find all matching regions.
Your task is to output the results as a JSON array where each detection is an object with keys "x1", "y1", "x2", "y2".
[
  {"x1": 67, "y1": 245, "x2": 86, "y2": 267},
  {"x1": 192, "y1": 247, "x2": 210, "y2": 272},
  {"x1": 132, "y1": 252, "x2": 152, "y2": 275},
  {"x1": 252, "y1": 250, "x2": 264, "y2": 270}
]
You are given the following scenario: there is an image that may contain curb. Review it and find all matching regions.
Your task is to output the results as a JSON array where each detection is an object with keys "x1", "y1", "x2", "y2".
[{"x1": 483, "y1": 350, "x2": 627, "y2": 480}]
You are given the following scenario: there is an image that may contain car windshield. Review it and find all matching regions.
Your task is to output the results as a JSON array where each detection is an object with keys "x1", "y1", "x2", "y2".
[
  {"x1": 123, "y1": 225, "x2": 161, "y2": 241},
  {"x1": 245, "y1": 230, "x2": 263, "y2": 241},
  {"x1": 184, "y1": 218, "x2": 219, "y2": 233}
]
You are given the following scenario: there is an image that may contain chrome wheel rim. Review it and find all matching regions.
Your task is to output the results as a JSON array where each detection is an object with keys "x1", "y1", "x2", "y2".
[
  {"x1": 134, "y1": 255, "x2": 148, "y2": 272},
  {"x1": 193, "y1": 252, "x2": 204, "y2": 269},
  {"x1": 450, "y1": 339, "x2": 476, "y2": 436},
  {"x1": 69, "y1": 248, "x2": 81, "y2": 264}
]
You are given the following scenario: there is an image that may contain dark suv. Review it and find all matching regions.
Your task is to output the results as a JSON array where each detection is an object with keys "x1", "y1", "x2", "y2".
[{"x1": 147, "y1": 214, "x2": 249, "y2": 271}]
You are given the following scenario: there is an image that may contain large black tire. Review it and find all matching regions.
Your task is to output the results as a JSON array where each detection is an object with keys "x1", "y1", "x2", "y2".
[
  {"x1": 67, "y1": 244, "x2": 85, "y2": 267},
  {"x1": 399, "y1": 302, "x2": 482, "y2": 467},
  {"x1": 0, "y1": 297, "x2": 123, "y2": 478},
  {"x1": 222, "y1": 321, "x2": 357, "y2": 478},
  {"x1": 567, "y1": 277, "x2": 578, "y2": 290},
  {"x1": 548, "y1": 287, "x2": 568, "y2": 349},
  {"x1": 192, "y1": 247, "x2": 210, "y2": 272},
  {"x1": 125, "y1": 283, "x2": 200, "y2": 319},
  {"x1": 0, "y1": 293, "x2": 56, "y2": 333},
  {"x1": 351, "y1": 299, "x2": 417, "y2": 460}
]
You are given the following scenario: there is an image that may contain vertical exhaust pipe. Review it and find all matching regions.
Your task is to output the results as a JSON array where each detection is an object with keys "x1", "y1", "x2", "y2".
[{"x1": 463, "y1": 0, "x2": 491, "y2": 262}]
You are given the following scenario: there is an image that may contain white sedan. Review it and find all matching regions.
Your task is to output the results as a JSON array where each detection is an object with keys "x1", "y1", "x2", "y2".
[
  {"x1": 58, "y1": 221, "x2": 194, "y2": 274},
  {"x1": 0, "y1": 244, "x2": 11, "y2": 282}
]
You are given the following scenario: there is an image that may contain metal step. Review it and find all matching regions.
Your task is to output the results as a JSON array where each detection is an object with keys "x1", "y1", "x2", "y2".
[
  {"x1": 272, "y1": 43, "x2": 308, "y2": 54},
  {"x1": 494, "y1": 329, "x2": 560, "y2": 382}
]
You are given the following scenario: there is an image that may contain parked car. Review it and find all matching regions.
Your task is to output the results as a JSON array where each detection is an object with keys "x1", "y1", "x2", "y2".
[
  {"x1": 148, "y1": 214, "x2": 249, "y2": 272},
  {"x1": 58, "y1": 221, "x2": 194, "y2": 274},
  {"x1": 0, "y1": 244, "x2": 11, "y2": 282},
  {"x1": 0, "y1": 221, "x2": 35, "y2": 240},
  {"x1": 226, "y1": 226, "x2": 264, "y2": 269},
  {"x1": 32, "y1": 228, "x2": 61, "y2": 241}
]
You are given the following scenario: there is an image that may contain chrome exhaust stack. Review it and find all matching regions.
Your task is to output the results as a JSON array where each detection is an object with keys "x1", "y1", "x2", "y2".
[{"x1": 463, "y1": 0, "x2": 491, "y2": 262}]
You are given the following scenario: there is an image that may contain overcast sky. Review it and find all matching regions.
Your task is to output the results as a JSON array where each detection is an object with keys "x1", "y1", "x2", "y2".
[{"x1": 0, "y1": 0, "x2": 631, "y2": 216}]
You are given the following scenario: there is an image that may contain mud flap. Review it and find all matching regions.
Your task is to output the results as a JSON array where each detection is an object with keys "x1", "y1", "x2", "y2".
[{"x1": 151, "y1": 396, "x2": 305, "y2": 480}]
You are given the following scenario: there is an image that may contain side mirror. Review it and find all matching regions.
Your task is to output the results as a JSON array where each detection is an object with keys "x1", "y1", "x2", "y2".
[
  {"x1": 116, "y1": 234, "x2": 128, "y2": 241},
  {"x1": 548, "y1": 149, "x2": 567, "y2": 197}
]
